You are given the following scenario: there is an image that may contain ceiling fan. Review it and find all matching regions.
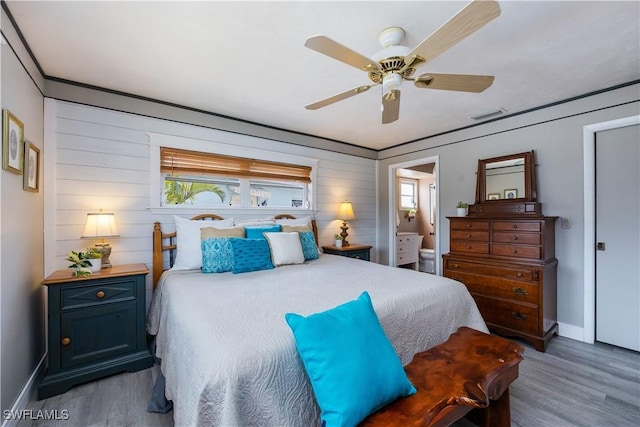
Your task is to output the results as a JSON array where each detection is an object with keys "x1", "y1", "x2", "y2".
[{"x1": 304, "y1": 0, "x2": 501, "y2": 124}]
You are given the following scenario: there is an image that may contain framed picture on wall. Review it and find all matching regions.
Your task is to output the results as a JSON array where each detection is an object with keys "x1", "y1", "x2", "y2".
[
  {"x1": 504, "y1": 189, "x2": 517, "y2": 199},
  {"x1": 488, "y1": 193, "x2": 500, "y2": 200},
  {"x1": 23, "y1": 142, "x2": 40, "y2": 192},
  {"x1": 2, "y1": 109, "x2": 24, "y2": 175}
]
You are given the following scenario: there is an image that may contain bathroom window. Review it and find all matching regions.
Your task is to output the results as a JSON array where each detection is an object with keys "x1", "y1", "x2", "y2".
[{"x1": 399, "y1": 179, "x2": 418, "y2": 210}]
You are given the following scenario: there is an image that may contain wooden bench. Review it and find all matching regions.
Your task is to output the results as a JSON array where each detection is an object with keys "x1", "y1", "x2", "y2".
[{"x1": 360, "y1": 327, "x2": 525, "y2": 427}]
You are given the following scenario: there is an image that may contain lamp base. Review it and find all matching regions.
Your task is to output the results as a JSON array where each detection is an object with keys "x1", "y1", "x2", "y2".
[
  {"x1": 94, "y1": 243, "x2": 112, "y2": 268},
  {"x1": 340, "y1": 221, "x2": 350, "y2": 246}
]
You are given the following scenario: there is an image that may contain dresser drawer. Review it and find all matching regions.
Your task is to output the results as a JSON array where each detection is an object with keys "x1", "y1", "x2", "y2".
[
  {"x1": 446, "y1": 271, "x2": 538, "y2": 304},
  {"x1": 450, "y1": 241, "x2": 489, "y2": 255},
  {"x1": 473, "y1": 295, "x2": 539, "y2": 335},
  {"x1": 493, "y1": 231, "x2": 541, "y2": 245},
  {"x1": 451, "y1": 221, "x2": 489, "y2": 230},
  {"x1": 492, "y1": 243, "x2": 541, "y2": 259},
  {"x1": 61, "y1": 279, "x2": 137, "y2": 310},
  {"x1": 451, "y1": 230, "x2": 489, "y2": 241},
  {"x1": 444, "y1": 258, "x2": 536, "y2": 281},
  {"x1": 493, "y1": 221, "x2": 541, "y2": 232}
]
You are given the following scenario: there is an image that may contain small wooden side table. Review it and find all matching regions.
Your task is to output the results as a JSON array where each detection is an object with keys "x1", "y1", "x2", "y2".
[
  {"x1": 38, "y1": 263, "x2": 153, "y2": 399},
  {"x1": 322, "y1": 243, "x2": 372, "y2": 261}
]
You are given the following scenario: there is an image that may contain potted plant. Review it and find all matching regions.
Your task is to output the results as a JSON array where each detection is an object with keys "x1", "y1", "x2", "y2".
[
  {"x1": 334, "y1": 234, "x2": 343, "y2": 248},
  {"x1": 66, "y1": 250, "x2": 94, "y2": 277},
  {"x1": 66, "y1": 248, "x2": 102, "y2": 276},
  {"x1": 82, "y1": 247, "x2": 103, "y2": 272},
  {"x1": 456, "y1": 201, "x2": 468, "y2": 217}
]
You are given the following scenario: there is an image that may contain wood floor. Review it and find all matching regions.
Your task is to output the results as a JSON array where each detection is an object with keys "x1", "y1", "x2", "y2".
[{"x1": 19, "y1": 335, "x2": 639, "y2": 427}]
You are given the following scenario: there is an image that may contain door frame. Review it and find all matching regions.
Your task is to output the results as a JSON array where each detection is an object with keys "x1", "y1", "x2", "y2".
[
  {"x1": 388, "y1": 155, "x2": 440, "y2": 274},
  {"x1": 582, "y1": 115, "x2": 639, "y2": 344}
]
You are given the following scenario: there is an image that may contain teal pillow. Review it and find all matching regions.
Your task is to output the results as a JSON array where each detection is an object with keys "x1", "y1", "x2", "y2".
[
  {"x1": 299, "y1": 231, "x2": 319, "y2": 260},
  {"x1": 245, "y1": 225, "x2": 281, "y2": 240},
  {"x1": 285, "y1": 292, "x2": 416, "y2": 427},
  {"x1": 201, "y1": 238, "x2": 235, "y2": 273},
  {"x1": 229, "y1": 238, "x2": 274, "y2": 274}
]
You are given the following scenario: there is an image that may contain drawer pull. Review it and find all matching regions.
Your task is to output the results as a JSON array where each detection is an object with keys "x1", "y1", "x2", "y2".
[
  {"x1": 512, "y1": 236, "x2": 518, "y2": 241},
  {"x1": 512, "y1": 224, "x2": 518, "y2": 229},
  {"x1": 96, "y1": 291, "x2": 106, "y2": 299},
  {"x1": 516, "y1": 272, "x2": 523, "y2": 277},
  {"x1": 355, "y1": 255, "x2": 361, "y2": 259},
  {"x1": 512, "y1": 312, "x2": 527, "y2": 320},
  {"x1": 468, "y1": 245, "x2": 472, "y2": 249},
  {"x1": 513, "y1": 249, "x2": 518, "y2": 254},
  {"x1": 512, "y1": 287, "x2": 528, "y2": 296},
  {"x1": 61, "y1": 337, "x2": 71, "y2": 346},
  {"x1": 466, "y1": 224, "x2": 472, "y2": 228},
  {"x1": 467, "y1": 234, "x2": 472, "y2": 238},
  {"x1": 453, "y1": 263, "x2": 460, "y2": 269}
]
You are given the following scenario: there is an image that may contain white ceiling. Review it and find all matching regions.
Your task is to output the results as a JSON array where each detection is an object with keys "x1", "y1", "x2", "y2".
[{"x1": 5, "y1": 1, "x2": 640, "y2": 151}]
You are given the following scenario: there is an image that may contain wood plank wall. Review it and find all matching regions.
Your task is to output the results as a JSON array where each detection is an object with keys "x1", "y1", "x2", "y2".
[{"x1": 48, "y1": 100, "x2": 377, "y2": 302}]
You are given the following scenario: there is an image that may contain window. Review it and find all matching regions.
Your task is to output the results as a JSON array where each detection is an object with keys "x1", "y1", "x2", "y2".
[
  {"x1": 160, "y1": 147, "x2": 312, "y2": 209},
  {"x1": 399, "y1": 178, "x2": 418, "y2": 210}
]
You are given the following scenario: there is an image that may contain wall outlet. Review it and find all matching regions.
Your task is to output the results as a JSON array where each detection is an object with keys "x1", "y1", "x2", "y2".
[{"x1": 561, "y1": 217, "x2": 571, "y2": 229}]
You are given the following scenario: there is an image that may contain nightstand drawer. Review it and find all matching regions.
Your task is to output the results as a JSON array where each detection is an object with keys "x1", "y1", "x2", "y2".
[
  {"x1": 345, "y1": 249, "x2": 369, "y2": 260},
  {"x1": 60, "y1": 301, "x2": 137, "y2": 368},
  {"x1": 61, "y1": 278, "x2": 136, "y2": 310}
]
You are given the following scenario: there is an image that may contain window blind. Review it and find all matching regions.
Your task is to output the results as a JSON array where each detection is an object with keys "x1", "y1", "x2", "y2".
[{"x1": 160, "y1": 147, "x2": 311, "y2": 183}]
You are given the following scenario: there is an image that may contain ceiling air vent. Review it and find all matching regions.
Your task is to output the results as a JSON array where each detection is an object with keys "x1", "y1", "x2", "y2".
[{"x1": 470, "y1": 108, "x2": 506, "y2": 121}]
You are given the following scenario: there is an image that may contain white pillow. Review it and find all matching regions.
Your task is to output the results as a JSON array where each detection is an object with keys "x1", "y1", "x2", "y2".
[
  {"x1": 233, "y1": 217, "x2": 277, "y2": 227},
  {"x1": 275, "y1": 216, "x2": 312, "y2": 227},
  {"x1": 264, "y1": 232, "x2": 305, "y2": 266},
  {"x1": 172, "y1": 215, "x2": 235, "y2": 270}
]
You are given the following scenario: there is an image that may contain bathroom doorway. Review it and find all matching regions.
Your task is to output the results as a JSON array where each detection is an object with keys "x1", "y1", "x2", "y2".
[{"x1": 388, "y1": 156, "x2": 440, "y2": 275}]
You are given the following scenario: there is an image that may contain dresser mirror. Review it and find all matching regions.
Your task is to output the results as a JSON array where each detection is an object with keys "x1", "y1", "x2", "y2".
[{"x1": 474, "y1": 151, "x2": 537, "y2": 204}]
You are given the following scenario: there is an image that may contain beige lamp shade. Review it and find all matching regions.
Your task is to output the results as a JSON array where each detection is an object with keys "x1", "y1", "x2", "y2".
[
  {"x1": 338, "y1": 201, "x2": 356, "y2": 221},
  {"x1": 81, "y1": 212, "x2": 120, "y2": 238}
]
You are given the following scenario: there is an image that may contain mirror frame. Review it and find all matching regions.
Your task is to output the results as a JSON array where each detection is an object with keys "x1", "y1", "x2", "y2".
[{"x1": 475, "y1": 150, "x2": 537, "y2": 204}]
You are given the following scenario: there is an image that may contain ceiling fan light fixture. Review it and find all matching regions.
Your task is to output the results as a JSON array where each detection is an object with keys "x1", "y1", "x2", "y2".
[{"x1": 382, "y1": 72, "x2": 402, "y2": 96}]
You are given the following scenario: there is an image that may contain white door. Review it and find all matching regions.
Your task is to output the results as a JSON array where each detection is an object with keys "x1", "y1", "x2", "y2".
[{"x1": 595, "y1": 124, "x2": 640, "y2": 351}]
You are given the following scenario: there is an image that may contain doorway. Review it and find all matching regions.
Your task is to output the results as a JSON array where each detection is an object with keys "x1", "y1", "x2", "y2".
[
  {"x1": 583, "y1": 115, "x2": 640, "y2": 347},
  {"x1": 388, "y1": 156, "x2": 440, "y2": 274}
]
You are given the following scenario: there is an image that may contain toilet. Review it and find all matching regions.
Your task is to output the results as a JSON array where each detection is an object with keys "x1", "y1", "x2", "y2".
[{"x1": 417, "y1": 235, "x2": 435, "y2": 274}]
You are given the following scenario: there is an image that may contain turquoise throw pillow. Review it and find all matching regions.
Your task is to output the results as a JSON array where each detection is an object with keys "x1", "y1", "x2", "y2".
[
  {"x1": 299, "y1": 231, "x2": 319, "y2": 260},
  {"x1": 285, "y1": 292, "x2": 416, "y2": 427},
  {"x1": 201, "y1": 238, "x2": 235, "y2": 273},
  {"x1": 229, "y1": 238, "x2": 274, "y2": 274},
  {"x1": 245, "y1": 225, "x2": 281, "y2": 240}
]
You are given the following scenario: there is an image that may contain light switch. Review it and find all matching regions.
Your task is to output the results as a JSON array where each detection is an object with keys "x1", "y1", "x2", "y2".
[{"x1": 561, "y1": 217, "x2": 571, "y2": 229}]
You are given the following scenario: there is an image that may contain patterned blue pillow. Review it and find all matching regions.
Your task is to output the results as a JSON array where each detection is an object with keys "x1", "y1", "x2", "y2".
[
  {"x1": 245, "y1": 225, "x2": 281, "y2": 239},
  {"x1": 201, "y1": 238, "x2": 235, "y2": 273},
  {"x1": 299, "y1": 231, "x2": 319, "y2": 260},
  {"x1": 229, "y1": 238, "x2": 274, "y2": 274}
]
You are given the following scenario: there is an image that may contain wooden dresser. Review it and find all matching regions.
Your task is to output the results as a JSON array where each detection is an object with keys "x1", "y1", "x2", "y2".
[{"x1": 443, "y1": 150, "x2": 558, "y2": 352}]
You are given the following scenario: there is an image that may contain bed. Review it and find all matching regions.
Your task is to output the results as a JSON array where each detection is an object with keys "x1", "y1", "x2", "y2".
[{"x1": 147, "y1": 214, "x2": 488, "y2": 426}]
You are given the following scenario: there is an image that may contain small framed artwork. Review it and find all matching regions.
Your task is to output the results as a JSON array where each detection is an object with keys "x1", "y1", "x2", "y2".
[
  {"x1": 504, "y1": 189, "x2": 518, "y2": 199},
  {"x1": 23, "y1": 142, "x2": 40, "y2": 192},
  {"x1": 3, "y1": 109, "x2": 24, "y2": 175},
  {"x1": 487, "y1": 193, "x2": 500, "y2": 200}
]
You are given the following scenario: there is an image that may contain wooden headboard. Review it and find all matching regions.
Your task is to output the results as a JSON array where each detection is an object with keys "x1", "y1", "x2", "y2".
[{"x1": 152, "y1": 214, "x2": 318, "y2": 289}]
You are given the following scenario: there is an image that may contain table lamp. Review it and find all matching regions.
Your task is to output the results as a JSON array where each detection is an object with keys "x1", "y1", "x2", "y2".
[
  {"x1": 81, "y1": 210, "x2": 120, "y2": 268},
  {"x1": 338, "y1": 201, "x2": 356, "y2": 246}
]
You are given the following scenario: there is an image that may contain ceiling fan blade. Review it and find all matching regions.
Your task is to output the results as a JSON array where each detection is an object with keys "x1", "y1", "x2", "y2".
[
  {"x1": 305, "y1": 85, "x2": 374, "y2": 110},
  {"x1": 382, "y1": 90, "x2": 401, "y2": 124},
  {"x1": 414, "y1": 73, "x2": 494, "y2": 92},
  {"x1": 405, "y1": 0, "x2": 501, "y2": 67},
  {"x1": 305, "y1": 35, "x2": 380, "y2": 73}
]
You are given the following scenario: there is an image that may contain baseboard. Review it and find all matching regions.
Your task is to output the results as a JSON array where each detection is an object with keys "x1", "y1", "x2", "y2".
[
  {"x1": 557, "y1": 322, "x2": 585, "y2": 342},
  {"x1": 1, "y1": 354, "x2": 47, "y2": 427}
]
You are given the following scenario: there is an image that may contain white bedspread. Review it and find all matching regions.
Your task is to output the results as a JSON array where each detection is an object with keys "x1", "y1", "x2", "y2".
[{"x1": 147, "y1": 254, "x2": 487, "y2": 427}]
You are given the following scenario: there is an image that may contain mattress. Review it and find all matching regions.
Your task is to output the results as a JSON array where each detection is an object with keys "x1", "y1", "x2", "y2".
[{"x1": 147, "y1": 254, "x2": 487, "y2": 426}]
